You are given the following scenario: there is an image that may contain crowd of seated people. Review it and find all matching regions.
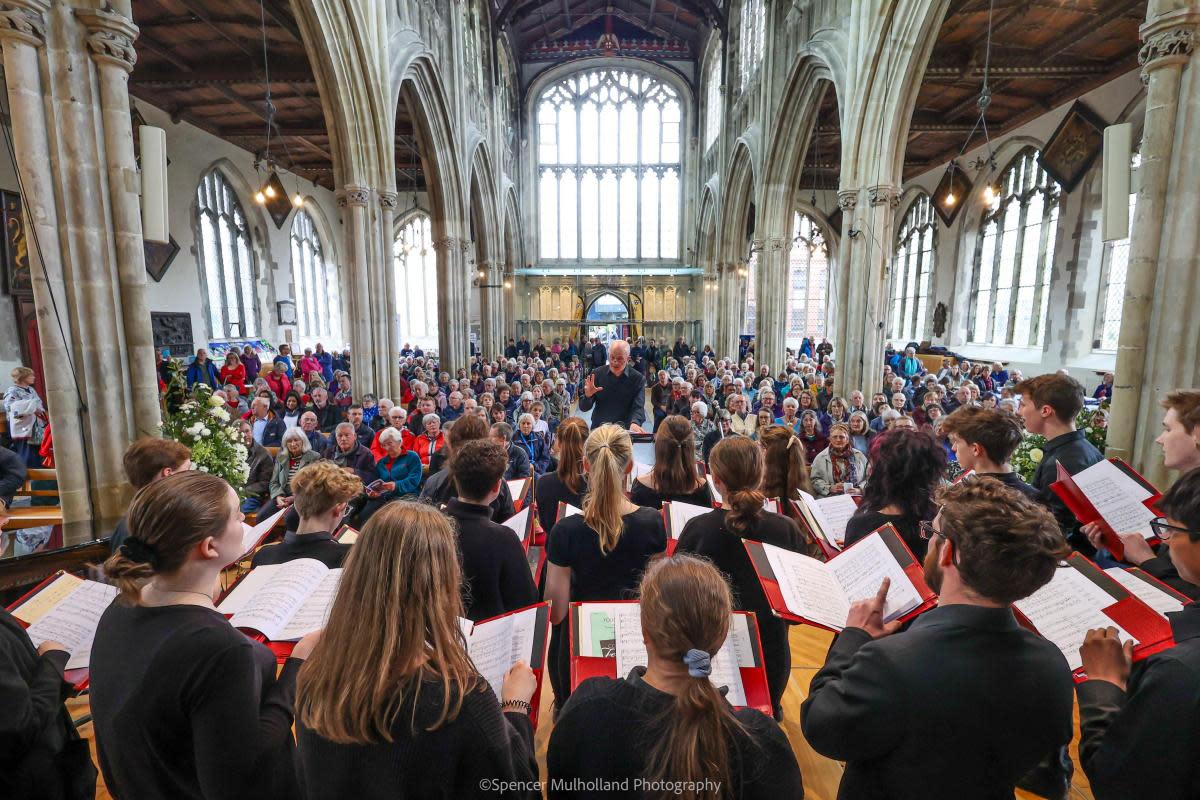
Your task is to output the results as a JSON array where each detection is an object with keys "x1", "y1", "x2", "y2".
[{"x1": 7, "y1": 328, "x2": 1200, "y2": 800}]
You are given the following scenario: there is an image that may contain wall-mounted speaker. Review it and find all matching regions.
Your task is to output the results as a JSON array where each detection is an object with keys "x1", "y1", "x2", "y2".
[
  {"x1": 1102, "y1": 123, "x2": 1132, "y2": 243},
  {"x1": 139, "y1": 125, "x2": 169, "y2": 244}
]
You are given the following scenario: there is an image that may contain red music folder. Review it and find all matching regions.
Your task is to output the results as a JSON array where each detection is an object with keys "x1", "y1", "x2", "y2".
[
  {"x1": 661, "y1": 500, "x2": 713, "y2": 556},
  {"x1": 462, "y1": 602, "x2": 551, "y2": 727},
  {"x1": 1103, "y1": 566, "x2": 1192, "y2": 618},
  {"x1": 1012, "y1": 552, "x2": 1177, "y2": 682},
  {"x1": 1050, "y1": 458, "x2": 1162, "y2": 560},
  {"x1": 789, "y1": 491, "x2": 861, "y2": 560},
  {"x1": 568, "y1": 600, "x2": 772, "y2": 716},
  {"x1": 8, "y1": 570, "x2": 119, "y2": 692},
  {"x1": 743, "y1": 524, "x2": 937, "y2": 633},
  {"x1": 507, "y1": 478, "x2": 532, "y2": 511},
  {"x1": 333, "y1": 524, "x2": 358, "y2": 544},
  {"x1": 527, "y1": 544, "x2": 547, "y2": 585}
]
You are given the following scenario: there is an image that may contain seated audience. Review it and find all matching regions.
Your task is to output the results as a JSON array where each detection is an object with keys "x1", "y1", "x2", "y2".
[
  {"x1": 109, "y1": 437, "x2": 192, "y2": 553},
  {"x1": 355, "y1": 427, "x2": 422, "y2": 527},
  {"x1": 253, "y1": 460, "x2": 361, "y2": 568},
  {"x1": 93, "y1": 472, "x2": 318, "y2": 799},
  {"x1": 677, "y1": 436, "x2": 808, "y2": 718},
  {"x1": 294, "y1": 502, "x2": 538, "y2": 797},
  {"x1": 534, "y1": 417, "x2": 588, "y2": 535},
  {"x1": 545, "y1": 424, "x2": 667, "y2": 709},
  {"x1": 629, "y1": 415, "x2": 712, "y2": 509},
  {"x1": 689, "y1": 401, "x2": 714, "y2": 451},
  {"x1": 848, "y1": 410, "x2": 874, "y2": 454},
  {"x1": 322, "y1": 422, "x2": 377, "y2": 485},
  {"x1": 239, "y1": 419, "x2": 274, "y2": 513},
  {"x1": 299, "y1": 411, "x2": 330, "y2": 452},
  {"x1": 306, "y1": 387, "x2": 342, "y2": 432},
  {"x1": 548, "y1": 555, "x2": 803, "y2": 797},
  {"x1": 491, "y1": 422, "x2": 532, "y2": 480},
  {"x1": 810, "y1": 422, "x2": 867, "y2": 498},
  {"x1": 940, "y1": 405, "x2": 1036, "y2": 498},
  {"x1": 345, "y1": 404, "x2": 375, "y2": 448},
  {"x1": 260, "y1": 427, "x2": 322, "y2": 522},
  {"x1": 442, "y1": 440, "x2": 538, "y2": 622},
  {"x1": 219, "y1": 351, "x2": 246, "y2": 396},
  {"x1": 0, "y1": 444, "x2": 27, "y2": 516},
  {"x1": 513, "y1": 413, "x2": 552, "y2": 476},
  {"x1": 801, "y1": 479, "x2": 1074, "y2": 800},
  {"x1": 845, "y1": 428, "x2": 945, "y2": 558}
]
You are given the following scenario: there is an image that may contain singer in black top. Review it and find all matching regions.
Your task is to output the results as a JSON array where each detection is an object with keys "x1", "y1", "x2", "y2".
[
  {"x1": 628, "y1": 415, "x2": 714, "y2": 510},
  {"x1": 534, "y1": 417, "x2": 589, "y2": 536},
  {"x1": 577, "y1": 340, "x2": 647, "y2": 430},
  {"x1": 251, "y1": 530, "x2": 349, "y2": 569},
  {"x1": 251, "y1": 459, "x2": 362, "y2": 569}
]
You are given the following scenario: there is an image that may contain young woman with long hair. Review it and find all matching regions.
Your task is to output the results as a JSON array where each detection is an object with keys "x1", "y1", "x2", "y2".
[
  {"x1": 91, "y1": 472, "x2": 318, "y2": 799},
  {"x1": 844, "y1": 427, "x2": 947, "y2": 558},
  {"x1": 676, "y1": 437, "x2": 809, "y2": 718},
  {"x1": 759, "y1": 423, "x2": 814, "y2": 504},
  {"x1": 630, "y1": 415, "x2": 713, "y2": 509},
  {"x1": 545, "y1": 424, "x2": 667, "y2": 708},
  {"x1": 548, "y1": 556, "x2": 804, "y2": 799},
  {"x1": 534, "y1": 415, "x2": 589, "y2": 535},
  {"x1": 295, "y1": 501, "x2": 538, "y2": 796}
]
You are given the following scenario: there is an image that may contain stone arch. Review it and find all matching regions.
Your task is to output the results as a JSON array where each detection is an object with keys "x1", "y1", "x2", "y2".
[{"x1": 719, "y1": 140, "x2": 757, "y2": 263}]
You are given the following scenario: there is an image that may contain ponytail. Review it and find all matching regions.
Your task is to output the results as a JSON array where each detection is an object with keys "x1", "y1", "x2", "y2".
[
  {"x1": 582, "y1": 424, "x2": 633, "y2": 554},
  {"x1": 555, "y1": 417, "x2": 588, "y2": 494},
  {"x1": 103, "y1": 471, "x2": 235, "y2": 603},
  {"x1": 709, "y1": 437, "x2": 765, "y2": 536},
  {"x1": 759, "y1": 424, "x2": 812, "y2": 500},
  {"x1": 641, "y1": 556, "x2": 743, "y2": 800},
  {"x1": 652, "y1": 416, "x2": 700, "y2": 495}
]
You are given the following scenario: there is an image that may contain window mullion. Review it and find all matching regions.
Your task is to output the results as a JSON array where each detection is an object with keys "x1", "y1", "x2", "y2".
[
  {"x1": 1029, "y1": 189, "x2": 1056, "y2": 347},
  {"x1": 987, "y1": 212, "x2": 1003, "y2": 342},
  {"x1": 1006, "y1": 193, "x2": 1031, "y2": 345}
]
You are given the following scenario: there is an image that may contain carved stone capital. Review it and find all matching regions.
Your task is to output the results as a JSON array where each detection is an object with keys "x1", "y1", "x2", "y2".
[
  {"x1": 337, "y1": 186, "x2": 372, "y2": 207},
  {"x1": 1139, "y1": 25, "x2": 1195, "y2": 82},
  {"x1": 0, "y1": 3, "x2": 48, "y2": 48},
  {"x1": 837, "y1": 189, "x2": 859, "y2": 211},
  {"x1": 763, "y1": 236, "x2": 791, "y2": 253},
  {"x1": 868, "y1": 185, "x2": 902, "y2": 209},
  {"x1": 378, "y1": 191, "x2": 399, "y2": 210},
  {"x1": 432, "y1": 236, "x2": 465, "y2": 253},
  {"x1": 76, "y1": 9, "x2": 139, "y2": 72}
]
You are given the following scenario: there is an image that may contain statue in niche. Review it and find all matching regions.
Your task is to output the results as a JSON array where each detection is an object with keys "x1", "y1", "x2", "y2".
[{"x1": 932, "y1": 302, "x2": 948, "y2": 338}]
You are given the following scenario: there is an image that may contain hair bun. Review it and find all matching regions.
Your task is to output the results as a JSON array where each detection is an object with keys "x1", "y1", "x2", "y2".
[{"x1": 120, "y1": 537, "x2": 159, "y2": 569}]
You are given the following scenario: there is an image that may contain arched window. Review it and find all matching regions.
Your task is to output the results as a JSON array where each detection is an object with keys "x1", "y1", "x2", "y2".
[
  {"x1": 968, "y1": 149, "x2": 1061, "y2": 347},
  {"x1": 1095, "y1": 152, "x2": 1140, "y2": 351},
  {"x1": 739, "y1": 0, "x2": 764, "y2": 90},
  {"x1": 536, "y1": 68, "x2": 682, "y2": 262},
  {"x1": 787, "y1": 213, "x2": 830, "y2": 348},
  {"x1": 290, "y1": 210, "x2": 340, "y2": 343},
  {"x1": 890, "y1": 195, "x2": 936, "y2": 342},
  {"x1": 197, "y1": 170, "x2": 258, "y2": 339},
  {"x1": 705, "y1": 45, "x2": 722, "y2": 149},
  {"x1": 394, "y1": 213, "x2": 438, "y2": 350}
]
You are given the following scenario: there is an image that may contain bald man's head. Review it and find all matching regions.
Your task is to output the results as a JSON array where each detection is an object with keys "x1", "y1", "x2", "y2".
[{"x1": 609, "y1": 339, "x2": 630, "y2": 374}]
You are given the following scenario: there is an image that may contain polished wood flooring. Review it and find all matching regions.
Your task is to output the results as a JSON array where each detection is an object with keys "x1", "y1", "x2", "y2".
[{"x1": 73, "y1": 622, "x2": 1096, "y2": 799}]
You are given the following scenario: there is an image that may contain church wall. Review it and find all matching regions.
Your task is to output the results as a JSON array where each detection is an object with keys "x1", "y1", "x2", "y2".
[
  {"x1": 899, "y1": 69, "x2": 1145, "y2": 387},
  {"x1": 0, "y1": 115, "x2": 26, "y2": 381}
]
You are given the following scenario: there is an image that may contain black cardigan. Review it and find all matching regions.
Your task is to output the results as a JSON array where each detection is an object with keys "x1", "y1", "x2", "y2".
[{"x1": 444, "y1": 499, "x2": 539, "y2": 622}]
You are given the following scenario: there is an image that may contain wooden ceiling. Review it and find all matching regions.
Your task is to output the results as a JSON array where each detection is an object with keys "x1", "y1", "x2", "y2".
[{"x1": 804, "y1": 0, "x2": 1147, "y2": 187}]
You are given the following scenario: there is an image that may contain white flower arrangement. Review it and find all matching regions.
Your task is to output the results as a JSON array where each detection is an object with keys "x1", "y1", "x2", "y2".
[{"x1": 161, "y1": 384, "x2": 249, "y2": 492}]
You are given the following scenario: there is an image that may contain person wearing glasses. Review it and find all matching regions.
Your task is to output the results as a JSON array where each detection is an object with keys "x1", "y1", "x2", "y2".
[
  {"x1": 1081, "y1": 390, "x2": 1200, "y2": 598},
  {"x1": 1076, "y1": 467, "x2": 1200, "y2": 799},
  {"x1": 802, "y1": 478, "x2": 1074, "y2": 799}
]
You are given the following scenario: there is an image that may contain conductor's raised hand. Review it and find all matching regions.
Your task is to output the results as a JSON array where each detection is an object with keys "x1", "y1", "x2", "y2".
[
  {"x1": 583, "y1": 374, "x2": 603, "y2": 398},
  {"x1": 844, "y1": 577, "x2": 902, "y2": 639}
]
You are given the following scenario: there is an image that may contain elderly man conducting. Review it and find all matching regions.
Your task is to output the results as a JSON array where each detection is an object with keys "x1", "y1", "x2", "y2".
[{"x1": 578, "y1": 339, "x2": 647, "y2": 431}]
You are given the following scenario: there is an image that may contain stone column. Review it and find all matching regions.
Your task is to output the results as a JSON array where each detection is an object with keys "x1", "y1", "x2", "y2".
[
  {"x1": 378, "y1": 190, "x2": 402, "y2": 399},
  {"x1": 1107, "y1": 8, "x2": 1198, "y2": 486},
  {"x1": 338, "y1": 186, "x2": 381, "y2": 397},
  {"x1": 434, "y1": 235, "x2": 470, "y2": 373},
  {"x1": 478, "y1": 259, "x2": 502, "y2": 359},
  {"x1": 755, "y1": 235, "x2": 791, "y2": 372},
  {"x1": 714, "y1": 262, "x2": 741, "y2": 361},
  {"x1": 834, "y1": 185, "x2": 898, "y2": 396},
  {"x1": 701, "y1": 273, "x2": 718, "y2": 351},
  {"x1": 76, "y1": 7, "x2": 159, "y2": 438}
]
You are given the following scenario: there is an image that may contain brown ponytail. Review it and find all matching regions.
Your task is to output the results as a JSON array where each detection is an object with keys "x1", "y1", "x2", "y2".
[
  {"x1": 554, "y1": 417, "x2": 589, "y2": 494},
  {"x1": 640, "y1": 555, "x2": 744, "y2": 800},
  {"x1": 103, "y1": 471, "x2": 235, "y2": 603},
  {"x1": 758, "y1": 424, "x2": 812, "y2": 500},
  {"x1": 652, "y1": 415, "x2": 702, "y2": 495},
  {"x1": 708, "y1": 437, "x2": 765, "y2": 536}
]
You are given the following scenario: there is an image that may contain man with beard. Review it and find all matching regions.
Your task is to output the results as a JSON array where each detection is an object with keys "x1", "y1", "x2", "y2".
[{"x1": 801, "y1": 478, "x2": 1074, "y2": 799}]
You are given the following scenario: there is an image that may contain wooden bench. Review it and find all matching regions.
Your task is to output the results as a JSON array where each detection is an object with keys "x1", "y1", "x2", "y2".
[{"x1": 8, "y1": 467, "x2": 63, "y2": 530}]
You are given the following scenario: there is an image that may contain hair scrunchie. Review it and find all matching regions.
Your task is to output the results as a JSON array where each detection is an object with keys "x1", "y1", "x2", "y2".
[
  {"x1": 683, "y1": 648, "x2": 712, "y2": 678},
  {"x1": 120, "y1": 536, "x2": 159, "y2": 569}
]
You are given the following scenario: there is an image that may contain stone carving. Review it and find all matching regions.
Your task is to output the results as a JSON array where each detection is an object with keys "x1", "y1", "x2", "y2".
[
  {"x1": 77, "y1": 9, "x2": 139, "y2": 71},
  {"x1": 338, "y1": 187, "x2": 371, "y2": 207},
  {"x1": 932, "y1": 301, "x2": 948, "y2": 338},
  {"x1": 1139, "y1": 27, "x2": 1196, "y2": 82},
  {"x1": 379, "y1": 191, "x2": 399, "y2": 210},
  {"x1": 837, "y1": 190, "x2": 858, "y2": 211},
  {"x1": 764, "y1": 236, "x2": 791, "y2": 253},
  {"x1": 869, "y1": 185, "x2": 901, "y2": 208},
  {"x1": 0, "y1": 6, "x2": 45, "y2": 46},
  {"x1": 432, "y1": 236, "x2": 466, "y2": 252}
]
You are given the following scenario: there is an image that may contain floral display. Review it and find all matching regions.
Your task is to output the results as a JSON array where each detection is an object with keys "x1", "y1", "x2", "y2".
[{"x1": 161, "y1": 384, "x2": 249, "y2": 492}]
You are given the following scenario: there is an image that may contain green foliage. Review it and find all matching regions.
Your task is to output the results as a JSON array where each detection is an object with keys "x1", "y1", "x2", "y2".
[
  {"x1": 161, "y1": 384, "x2": 249, "y2": 492},
  {"x1": 1012, "y1": 404, "x2": 1109, "y2": 483}
]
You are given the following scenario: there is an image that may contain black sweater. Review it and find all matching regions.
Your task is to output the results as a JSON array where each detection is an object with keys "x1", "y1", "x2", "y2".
[
  {"x1": 251, "y1": 530, "x2": 350, "y2": 569},
  {"x1": 534, "y1": 471, "x2": 585, "y2": 536},
  {"x1": 421, "y1": 467, "x2": 516, "y2": 523},
  {"x1": 548, "y1": 668, "x2": 803, "y2": 799},
  {"x1": 90, "y1": 602, "x2": 301, "y2": 800},
  {"x1": 296, "y1": 677, "x2": 538, "y2": 800},
  {"x1": 445, "y1": 499, "x2": 539, "y2": 622},
  {"x1": 629, "y1": 478, "x2": 714, "y2": 510},
  {"x1": 845, "y1": 509, "x2": 927, "y2": 560}
]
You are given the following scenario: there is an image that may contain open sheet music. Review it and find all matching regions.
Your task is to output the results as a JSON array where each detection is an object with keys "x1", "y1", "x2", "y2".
[
  {"x1": 334, "y1": 526, "x2": 358, "y2": 544},
  {"x1": 460, "y1": 604, "x2": 549, "y2": 703},
  {"x1": 1104, "y1": 567, "x2": 1188, "y2": 618},
  {"x1": 218, "y1": 558, "x2": 341, "y2": 641},
  {"x1": 501, "y1": 506, "x2": 533, "y2": 548},
  {"x1": 1070, "y1": 460, "x2": 1158, "y2": 540},
  {"x1": 239, "y1": 507, "x2": 287, "y2": 557},
  {"x1": 755, "y1": 531, "x2": 925, "y2": 630},
  {"x1": 575, "y1": 602, "x2": 756, "y2": 706},
  {"x1": 13, "y1": 574, "x2": 118, "y2": 669},
  {"x1": 796, "y1": 490, "x2": 858, "y2": 550},
  {"x1": 1014, "y1": 563, "x2": 1137, "y2": 672},
  {"x1": 663, "y1": 500, "x2": 711, "y2": 540}
]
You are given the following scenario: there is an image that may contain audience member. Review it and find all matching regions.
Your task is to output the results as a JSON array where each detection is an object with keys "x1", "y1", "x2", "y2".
[
  {"x1": 941, "y1": 405, "x2": 1036, "y2": 498},
  {"x1": 260, "y1": 427, "x2": 322, "y2": 522},
  {"x1": 845, "y1": 428, "x2": 945, "y2": 558},
  {"x1": 109, "y1": 437, "x2": 192, "y2": 553}
]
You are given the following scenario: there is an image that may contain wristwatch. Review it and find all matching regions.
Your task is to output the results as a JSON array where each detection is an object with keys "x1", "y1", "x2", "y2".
[{"x1": 500, "y1": 699, "x2": 532, "y2": 715}]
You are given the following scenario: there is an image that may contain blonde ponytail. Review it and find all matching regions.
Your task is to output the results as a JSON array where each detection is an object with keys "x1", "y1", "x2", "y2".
[{"x1": 582, "y1": 424, "x2": 633, "y2": 554}]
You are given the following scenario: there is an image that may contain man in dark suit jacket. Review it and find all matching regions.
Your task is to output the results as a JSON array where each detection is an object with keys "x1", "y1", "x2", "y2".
[
  {"x1": 588, "y1": 338, "x2": 607, "y2": 371},
  {"x1": 802, "y1": 478, "x2": 1074, "y2": 800},
  {"x1": 0, "y1": 445, "x2": 27, "y2": 511},
  {"x1": 578, "y1": 340, "x2": 646, "y2": 431},
  {"x1": 1076, "y1": 469, "x2": 1200, "y2": 799}
]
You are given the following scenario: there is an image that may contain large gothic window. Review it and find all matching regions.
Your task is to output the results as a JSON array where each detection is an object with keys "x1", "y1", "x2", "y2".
[
  {"x1": 739, "y1": 0, "x2": 764, "y2": 90},
  {"x1": 968, "y1": 149, "x2": 1061, "y2": 347},
  {"x1": 705, "y1": 46, "x2": 722, "y2": 149},
  {"x1": 787, "y1": 213, "x2": 830, "y2": 348},
  {"x1": 890, "y1": 195, "x2": 936, "y2": 342},
  {"x1": 536, "y1": 68, "x2": 682, "y2": 262},
  {"x1": 197, "y1": 169, "x2": 258, "y2": 339},
  {"x1": 290, "y1": 211, "x2": 340, "y2": 343},
  {"x1": 1096, "y1": 152, "x2": 1140, "y2": 352},
  {"x1": 394, "y1": 213, "x2": 438, "y2": 350}
]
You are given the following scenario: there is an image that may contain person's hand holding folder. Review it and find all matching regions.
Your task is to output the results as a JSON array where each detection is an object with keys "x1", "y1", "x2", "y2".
[
  {"x1": 1079, "y1": 626, "x2": 1134, "y2": 691},
  {"x1": 1082, "y1": 522, "x2": 1156, "y2": 565}
]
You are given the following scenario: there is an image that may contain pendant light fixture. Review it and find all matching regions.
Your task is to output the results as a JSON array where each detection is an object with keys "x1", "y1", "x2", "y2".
[{"x1": 253, "y1": 0, "x2": 304, "y2": 228}]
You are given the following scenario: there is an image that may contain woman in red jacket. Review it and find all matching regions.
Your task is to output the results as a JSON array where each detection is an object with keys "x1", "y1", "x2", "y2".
[{"x1": 219, "y1": 352, "x2": 247, "y2": 395}]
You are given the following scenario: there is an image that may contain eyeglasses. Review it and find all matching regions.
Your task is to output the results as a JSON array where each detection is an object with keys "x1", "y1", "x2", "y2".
[
  {"x1": 1150, "y1": 517, "x2": 1194, "y2": 542},
  {"x1": 918, "y1": 520, "x2": 948, "y2": 542}
]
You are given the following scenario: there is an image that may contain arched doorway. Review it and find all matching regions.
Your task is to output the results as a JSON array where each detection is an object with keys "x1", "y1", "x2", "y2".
[{"x1": 584, "y1": 292, "x2": 630, "y2": 345}]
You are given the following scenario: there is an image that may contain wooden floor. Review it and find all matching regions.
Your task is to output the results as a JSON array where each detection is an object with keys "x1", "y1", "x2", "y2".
[{"x1": 73, "y1": 623, "x2": 1096, "y2": 799}]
